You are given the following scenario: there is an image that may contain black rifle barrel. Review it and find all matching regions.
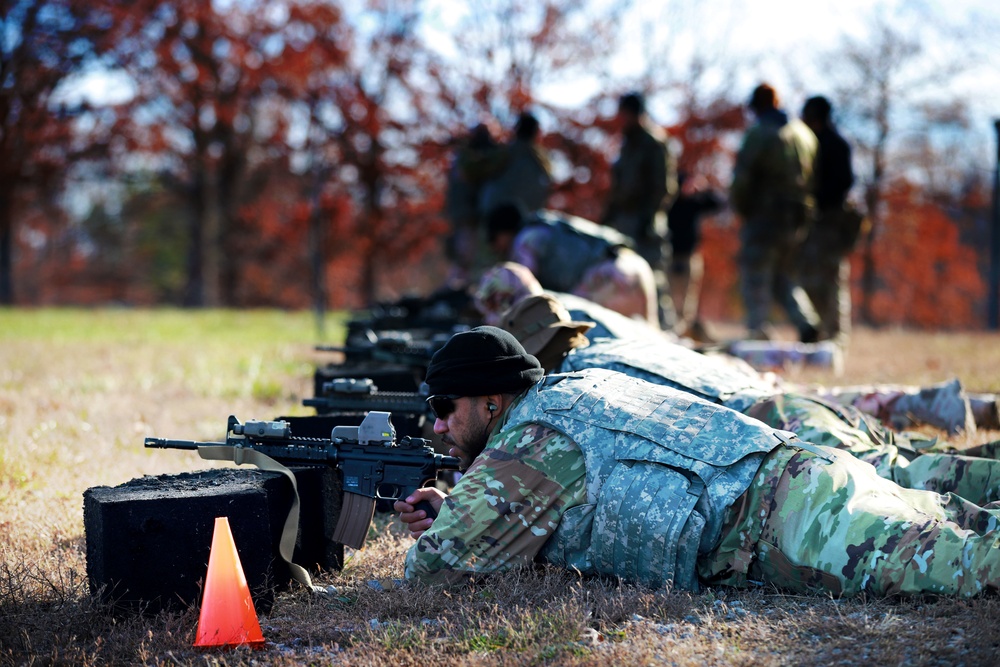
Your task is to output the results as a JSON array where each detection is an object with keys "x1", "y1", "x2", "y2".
[{"x1": 144, "y1": 437, "x2": 221, "y2": 451}]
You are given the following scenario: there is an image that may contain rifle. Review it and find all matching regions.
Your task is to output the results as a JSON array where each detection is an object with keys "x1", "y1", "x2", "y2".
[
  {"x1": 144, "y1": 411, "x2": 459, "y2": 551},
  {"x1": 314, "y1": 327, "x2": 456, "y2": 368},
  {"x1": 304, "y1": 378, "x2": 432, "y2": 419}
]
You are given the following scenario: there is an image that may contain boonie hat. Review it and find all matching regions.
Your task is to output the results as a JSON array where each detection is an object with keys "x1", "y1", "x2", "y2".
[{"x1": 499, "y1": 294, "x2": 595, "y2": 357}]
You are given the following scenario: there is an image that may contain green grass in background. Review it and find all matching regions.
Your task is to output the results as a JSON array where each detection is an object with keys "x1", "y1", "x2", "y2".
[{"x1": 0, "y1": 307, "x2": 347, "y2": 345}]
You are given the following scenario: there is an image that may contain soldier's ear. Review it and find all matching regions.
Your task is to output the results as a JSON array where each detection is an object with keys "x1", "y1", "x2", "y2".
[{"x1": 484, "y1": 394, "x2": 503, "y2": 414}]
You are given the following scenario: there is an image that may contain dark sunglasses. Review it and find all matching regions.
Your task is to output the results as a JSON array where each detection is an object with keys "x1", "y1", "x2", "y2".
[{"x1": 426, "y1": 394, "x2": 461, "y2": 420}]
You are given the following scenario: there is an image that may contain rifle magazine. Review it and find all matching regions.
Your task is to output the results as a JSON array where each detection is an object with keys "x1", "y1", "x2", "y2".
[{"x1": 332, "y1": 493, "x2": 376, "y2": 550}]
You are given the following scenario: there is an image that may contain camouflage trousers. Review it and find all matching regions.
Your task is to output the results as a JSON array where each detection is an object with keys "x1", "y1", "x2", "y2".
[
  {"x1": 702, "y1": 446, "x2": 1000, "y2": 597},
  {"x1": 815, "y1": 378, "x2": 977, "y2": 436},
  {"x1": 743, "y1": 394, "x2": 1000, "y2": 506},
  {"x1": 738, "y1": 225, "x2": 819, "y2": 336},
  {"x1": 796, "y1": 220, "x2": 852, "y2": 342}
]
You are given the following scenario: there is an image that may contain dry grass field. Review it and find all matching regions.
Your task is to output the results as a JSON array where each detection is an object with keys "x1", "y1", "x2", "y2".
[{"x1": 2, "y1": 309, "x2": 1000, "y2": 666}]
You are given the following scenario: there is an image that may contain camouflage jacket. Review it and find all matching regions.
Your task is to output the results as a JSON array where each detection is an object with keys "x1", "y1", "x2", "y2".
[
  {"x1": 405, "y1": 369, "x2": 788, "y2": 590},
  {"x1": 511, "y1": 211, "x2": 632, "y2": 293},
  {"x1": 605, "y1": 121, "x2": 676, "y2": 230},
  {"x1": 478, "y1": 139, "x2": 553, "y2": 217},
  {"x1": 404, "y1": 419, "x2": 586, "y2": 585},
  {"x1": 730, "y1": 109, "x2": 817, "y2": 220}
]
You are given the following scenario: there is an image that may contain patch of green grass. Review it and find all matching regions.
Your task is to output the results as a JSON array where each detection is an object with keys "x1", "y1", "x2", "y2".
[
  {"x1": 0, "y1": 450, "x2": 32, "y2": 498},
  {"x1": 463, "y1": 630, "x2": 512, "y2": 652},
  {"x1": 0, "y1": 308, "x2": 347, "y2": 346}
]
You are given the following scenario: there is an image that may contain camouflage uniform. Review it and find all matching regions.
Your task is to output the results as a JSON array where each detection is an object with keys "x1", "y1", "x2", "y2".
[
  {"x1": 731, "y1": 109, "x2": 820, "y2": 338},
  {"x1": 603, "y1": 119, "x2": 677, "y2": 329},
  {"x1": 604, "y1": 120, "x2": 675, "y2": 264},
  {"x1": 814, "y1": 380, "x2": 976, "y2": 436},
  {"x1": 703, "y1": 446, "x2": 1000, "y2": 596},
  {"x1": 510, "y1": 211, "x2": 658, "y2": 324},
  {"x1": 405, "y1": 421, "x2": 586, "y2": 585},
  {"x1": 478, "y1": 138, "x2": 552, "y2": 218},
  {"x1": 745, "y1": 394, "x2": 1000, "y2": 505},
  {"x1": 560, "y1": 338, "x2": 1000, "y2": 506},
  {"x1": 405, "y1": 369, "x2": 1000, "y2": 596},
  {"x1": 556, "y1": 292, "x2": 670, "y2": 344}
]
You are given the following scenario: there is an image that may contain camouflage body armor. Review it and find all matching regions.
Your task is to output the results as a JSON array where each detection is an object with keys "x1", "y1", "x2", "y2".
[
  {"x1": 562, "y1": 337, "x2": 773, "y2": 412},
  {"x1": 502, "y1": 368, "x2": 786, "y2": 591},
  {"x1": 525, "y1": 211, "x2": 631, "y2": 292}
]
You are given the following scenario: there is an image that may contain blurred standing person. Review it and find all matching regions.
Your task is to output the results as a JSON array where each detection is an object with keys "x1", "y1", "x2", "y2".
[
  {"x1": 478, "y1": 111, "x2": 553, "y2": 221},
  {"x1": 602, "y1": 92, "x2": 678, "y2": 329},
  {"x1": 667, "y1": 171, "x2": 725, "y2": 342},
  {"x1": 731, "y1": 83, "x2": 821, "y2": 342},
  {"x1": 799, "y1": 96, "x2": 858, "y2": 345},
  {"x1": 444, "y1": 123, "x2": 500, "y2": 283}
]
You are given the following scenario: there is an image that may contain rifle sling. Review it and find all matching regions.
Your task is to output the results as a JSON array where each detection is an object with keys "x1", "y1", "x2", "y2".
[{"x1": 197, "y1": 445, "x2": 325, "y2": 594}]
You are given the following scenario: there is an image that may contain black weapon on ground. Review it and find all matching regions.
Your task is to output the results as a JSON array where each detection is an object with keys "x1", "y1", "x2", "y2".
[
  {"x1": 304, "y1": 378, "x2": 431, "y2": 419},
  {"x1": 359, "y1": 286, "x2": 479, "y2": 331},
  {"x1": 315, "y1": 327, "x2": 455, "y2": 368},
  {"x1": 312, "y1": 327, "x2": 458, "y2": 399},
  {"x1": 144, "y1": 411, "x2": 460, "y2": 549}
]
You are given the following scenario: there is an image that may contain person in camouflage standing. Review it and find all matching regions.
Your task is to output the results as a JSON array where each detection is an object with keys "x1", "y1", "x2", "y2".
[
  {"x1": 395, "y1": 326, "x2": 1000, "y2": 596},
  {"x1": 496, "y1": 293, "x2": 1000, "y2": 506},
  {"x1": 444, "y1": 123, "x2": 502, "y2": 281},
  {"x1": 471, "y1": 265, "x2": 998, "y2": 433},
  {"x1": 731, "y1": 83, "x2": 821, "y2": 342},
  {"x1": 603, "y1": 92, "x2": 678, "y2": 330},
  {"x1": 478, "y1": 111, "x2": 553, "y2": 221}
]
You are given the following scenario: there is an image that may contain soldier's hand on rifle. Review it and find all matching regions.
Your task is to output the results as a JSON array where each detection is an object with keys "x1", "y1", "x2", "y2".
[{"x1": 395, "y1": 487, "x2": 447, "y2": 538}]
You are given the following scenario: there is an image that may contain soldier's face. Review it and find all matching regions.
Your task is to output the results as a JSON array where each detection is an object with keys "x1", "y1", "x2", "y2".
[{"x1": 432, "y1": 396, "x2": 492, "y2": 470}]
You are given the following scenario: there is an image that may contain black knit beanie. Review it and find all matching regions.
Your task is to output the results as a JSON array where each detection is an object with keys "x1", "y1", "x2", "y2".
[{"x1": 425, "y1": 326, "x2": 544, "y2": 397}]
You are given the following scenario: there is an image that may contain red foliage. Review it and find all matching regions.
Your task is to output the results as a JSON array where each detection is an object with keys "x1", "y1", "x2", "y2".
[
  {"x1": 862, "y1": 179, "x2": 985, "y2": 329},
  {"x1": 5, "y1": 1, "x2": 993, "y2": 330}
]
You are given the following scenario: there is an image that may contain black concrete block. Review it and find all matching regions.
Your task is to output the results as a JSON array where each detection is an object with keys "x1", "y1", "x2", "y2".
[{"x1": 84, "y1": 466, "x2": 342, "y2": 615}]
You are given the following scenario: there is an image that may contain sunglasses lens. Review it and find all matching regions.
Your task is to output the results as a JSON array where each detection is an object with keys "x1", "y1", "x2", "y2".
[{"x1": 427, "y1": 395, "x2": 456, "y2": 420}]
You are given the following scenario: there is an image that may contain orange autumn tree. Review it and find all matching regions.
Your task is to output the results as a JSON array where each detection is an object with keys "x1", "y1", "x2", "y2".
[
  {"x1": 0, "y1": 0, "x2": 109, "y2": 304},
  {"x1": 94, "y1": 0, "x2": 352, "y2": 306},
  {"x1": 866, "y1": 178, "x2": 985, "y2": 328}
]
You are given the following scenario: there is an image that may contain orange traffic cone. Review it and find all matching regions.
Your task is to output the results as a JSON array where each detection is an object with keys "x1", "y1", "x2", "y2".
[{"x1": 194, "y1": 516, "x2": 266, "y2": 649}]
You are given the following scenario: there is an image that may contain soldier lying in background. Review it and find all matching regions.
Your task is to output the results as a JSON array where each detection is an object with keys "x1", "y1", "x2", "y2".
[
  {"x1": 473, "y1": 262, "x2": 997, "y2": 437},
  {"x1": 494, "y1": 294, "x2": 1000, "y2": 505}
]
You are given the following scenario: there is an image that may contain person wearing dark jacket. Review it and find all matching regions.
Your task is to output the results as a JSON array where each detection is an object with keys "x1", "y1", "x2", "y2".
[{"x1": 799, "y1": 95, "x2": 857, "y2": 344}]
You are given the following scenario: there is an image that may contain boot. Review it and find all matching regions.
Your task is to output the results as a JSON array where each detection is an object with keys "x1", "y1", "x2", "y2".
[
  {"x1": 889, "y1": 379, "x2": 976, "y2": 436},
  {"x1": 969, "y1": 394, "x2": 1000, "y2": 430}
]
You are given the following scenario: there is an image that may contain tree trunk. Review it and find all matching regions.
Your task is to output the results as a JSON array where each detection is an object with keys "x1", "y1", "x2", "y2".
[
  {"x1": 309, "y1": 168, "x2": 329, "y2": 338},
  {"x1": 202, "y1": 169, "x2": 222, "y2": 307},
  {"x1": 183, "y1": 179, "x2": 205, "y2": 307},
  {"x1": 182, "y1": 163, "x2": 222, "y2": 308},
  {"x1": 0, "y1": 221, "x2": 12, "y2": 306}
]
